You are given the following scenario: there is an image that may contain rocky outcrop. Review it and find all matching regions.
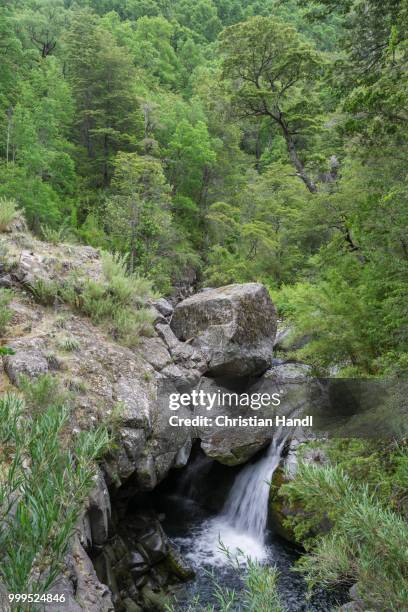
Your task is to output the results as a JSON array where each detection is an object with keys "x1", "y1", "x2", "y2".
[
  {"x1": 268, "y1": 440, "x2": 329, "y2": 544},
  {"x1": 47, "y1": 537, "x2": 115, "y2": 612},
  {"x1": 0, "y1": 229, "x2": 202, "y2": 610},
  {"x1": 91, "y1": 510, "x2": 193, "y2": 612},
  {"x1": 171, "y1": 283, "x2": 277, "y2": 377},
  {"x1": 192, "y1": 363, "x2": 315, "y2": 466},
  {"x1": 0, "y1": 226, "x2": 293, "y2": 610}
]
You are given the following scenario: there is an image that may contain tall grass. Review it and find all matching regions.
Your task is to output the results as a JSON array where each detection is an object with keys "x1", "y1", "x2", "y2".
[
  {"x1": 0, "y1": 197, "x2": 21, "y2": 232},
  {"x1": 29, "y1": 252, "x2": 155, "y2": 346},
  {"x1": 40, "y1": 225, "x2": 73, "y2": 245},
  {"x1": 0, "y1": 288, "x2": 13, "y2": 335},
  {"x1": 0, "y1": 377, "x2": 111, "y2": 609}
]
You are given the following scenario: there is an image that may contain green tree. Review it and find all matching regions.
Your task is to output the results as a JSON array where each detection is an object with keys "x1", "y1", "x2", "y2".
[
  {"x1": 64, "y1": 10, "x2": 143, "y2": 189},
  {"x1": 166, "y1": 119, "x2": 217, "y2": 207},
  {"x1": 0, "y1": 5, "x2": 29, "y2": 162},
  {"x1": 132, "y1": 16, "x2": 181, "y2": 88},
  {"x1": 16, "y1": 0, "x2": 68, "y2": 58},
  {"x1": 106, "y1": 152, "x2": 172, "y2": 272},
  {"x1": 0, "y1": 55, "x2": 75, "y2": 229},
  {"x1": 220, "y1": 16, "x2": 324, "y2": 193},
  {"x1": 174, "y1": 0, "x2": 222, "y2": 42}
]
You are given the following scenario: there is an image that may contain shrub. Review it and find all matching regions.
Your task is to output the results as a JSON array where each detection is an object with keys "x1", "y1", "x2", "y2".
[
  {"x1": 0, "y1": 197, "x2": 21, "y2": 232},
  {"x1": 72, "y1": 252, "x2": 155, "y2": 345},
  {"x1": 0, "y1": 288, "x2": 13, "y2": 335},
  {"x1": 281, "y1": 461, "x2": 408, "y2": 610},
  {"x1": 27, "y1": 252, "x2": 155, "y2": 345},
  {"x1": 19, "y1": 374, "x2": 67, "y2": 412},
  {"x1": 0, "y1": 379, "x2": 111, "y2": 604},
  {"x1": 113, "y1": 307, "x2": 155, "y2": 346},
  {"x1": 0, "y1": 239, "x2": 18, "y2": 273}
]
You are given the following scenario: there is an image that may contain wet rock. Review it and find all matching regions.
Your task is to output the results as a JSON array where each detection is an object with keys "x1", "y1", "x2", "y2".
[
  {"x1": 123, "y1": 598, "x2": 143, "y2": 612},
  {"x1": 173, "y1": 439, "x2": 192, "y2": 468},
  {"x1": 171, "y1": 283, "x2": 277, "y2": 377},
  {"x1": 164, "y1": 544, "x2": 195, "y2": 581},
  {"x1": 140, "y1": 586, "x2": 170, "y2": 611},
  {"x1": 129, "y1": 551, "x2": 149, "y2": 578},
  {"x1": 92, "y1": 535, "x2": 136, "y2": 607},
  {"x1": 138, "y1": 525, "x2": 168, "y2": 563},
  {"x1": 86, "y1": 470, "x2": 111, "y2": 547}
]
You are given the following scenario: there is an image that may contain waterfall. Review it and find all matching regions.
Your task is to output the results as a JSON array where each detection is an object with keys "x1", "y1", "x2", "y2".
[
  {"x1": 221, "y1": 430, "x2": 287, "y2": 544},
  {"x1": 170, "y1": 432, "x2": 288, "y2": 566}
]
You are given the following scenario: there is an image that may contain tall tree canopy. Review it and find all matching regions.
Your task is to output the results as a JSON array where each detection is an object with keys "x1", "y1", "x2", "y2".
[{"x1": 0, "y1": 0, "x2": 406, "y2": 373}]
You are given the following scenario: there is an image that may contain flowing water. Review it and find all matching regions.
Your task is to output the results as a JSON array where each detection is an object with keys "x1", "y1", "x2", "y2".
[
  {"x1": 222, "y1": 431, "x2": 288, "y2": 546},
  {"x1": 159, "y1": 435, "x2": 345, "y2": 610}
]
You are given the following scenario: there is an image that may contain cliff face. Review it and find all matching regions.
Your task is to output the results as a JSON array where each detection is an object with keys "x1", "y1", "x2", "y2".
[{"x1": 0, "y1": 228, "x2": 203, "y2": 610}]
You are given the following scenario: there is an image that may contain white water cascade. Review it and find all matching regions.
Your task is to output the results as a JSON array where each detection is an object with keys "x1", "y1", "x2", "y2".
[
  {"x1": 221, "y1": 431, "x2": 287, "y2": 544},
  {"x1": 175, "y1": 432, "x2": 287, "y2": 566}
]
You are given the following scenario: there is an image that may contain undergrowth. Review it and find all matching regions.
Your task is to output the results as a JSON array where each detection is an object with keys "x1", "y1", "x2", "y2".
[
  {"x1": 0, "y1": 288, "x2": 13, "y2": 336},
  {"x1": 280, "y1": 450, "x2": 408, "y2": 611},
  {"x1": 29, "y1": 252, "x2": 155, "y2": 346},
  {"x1": 0, "y1": 197, "x2": 22, "y2": 233},
  {"x1": 0, "y1": 375, "x2": 111, "y2": 610}
]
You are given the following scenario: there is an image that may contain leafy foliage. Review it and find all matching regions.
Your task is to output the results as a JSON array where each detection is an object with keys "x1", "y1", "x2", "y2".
[{"x1": 280, "y1": 452, "x2": 408, "y2": 610}]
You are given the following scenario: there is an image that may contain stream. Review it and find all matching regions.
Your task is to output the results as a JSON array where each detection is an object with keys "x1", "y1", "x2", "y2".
[{"x1": 155, "y1": 437, "x2": 345, "y2": 611}]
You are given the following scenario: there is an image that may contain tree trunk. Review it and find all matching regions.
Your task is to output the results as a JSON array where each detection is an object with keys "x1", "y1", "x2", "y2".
[{"x1": 280, "y1": 123, "x2": 317, "y2": 193}]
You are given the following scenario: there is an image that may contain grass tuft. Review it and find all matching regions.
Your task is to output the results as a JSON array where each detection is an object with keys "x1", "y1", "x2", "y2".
[
  {"x1": 0, "y1": 197, "x2": 22, "y2": 232},
  {"x1": 29, "y1": 251, "x2": 155, "y2": 346},
  {"x1": 29, "y1": 279, "x2": 60, "y2": 306},
  {"x1": 58, "y1": 335, "x2": 80, "y2": 352}
]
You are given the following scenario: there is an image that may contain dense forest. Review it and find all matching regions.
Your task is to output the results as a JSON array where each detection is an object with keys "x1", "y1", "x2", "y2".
[
  {"x1": 1, "y1": 0, "x2": 407, "y2": 376},
  {"x1": 0, "y1": 1, "x2": 407, "y2": 611}
]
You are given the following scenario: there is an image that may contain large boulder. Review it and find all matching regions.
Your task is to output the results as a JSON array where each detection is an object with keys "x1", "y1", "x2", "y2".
[
  {"x1": 194, "y1": 363, "x2": 315, "y2": 465},
  {"x1": 170, "y1": 283, "x2": 277, "y2": 377}
]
